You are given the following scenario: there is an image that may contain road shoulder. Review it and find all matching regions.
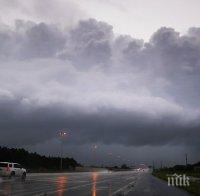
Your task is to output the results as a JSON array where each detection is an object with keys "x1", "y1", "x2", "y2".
[{"x1": 127, "y1": 172, "x2": 191, "y2": 196}]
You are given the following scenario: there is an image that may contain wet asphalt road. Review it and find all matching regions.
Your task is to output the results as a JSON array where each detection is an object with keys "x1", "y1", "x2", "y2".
[{"x1": 0, "y1": 171, "x2": 191, "y2": 196}]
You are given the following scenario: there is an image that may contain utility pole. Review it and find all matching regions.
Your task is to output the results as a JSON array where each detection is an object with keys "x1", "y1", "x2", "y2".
[
  {"x1": 160, "y1": 161, "x2": 163, "y2": 169},
  {"x1": 60, "y1": 139, "x2": 63, "y2": 170},
  {"x1": 153, "y1": 161, "x2": 155, "y2": 171},
  {"x1": 185, "y1": 153, "x2": 188, "y2": 166}
]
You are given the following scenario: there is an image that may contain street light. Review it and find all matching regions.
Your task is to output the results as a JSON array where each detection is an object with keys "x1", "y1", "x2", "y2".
[
  {"x1": 92, "y1": 144, "x2": 98, "y2": 166},
  {"x1": 58, "y1": 130, "x2": 67, "y2": 171},
  {"x1": 93, "y1": 145, "x2": 98, "y2": 150}
]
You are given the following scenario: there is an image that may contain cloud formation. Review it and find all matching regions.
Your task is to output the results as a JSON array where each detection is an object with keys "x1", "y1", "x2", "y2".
[
  {"x1": 0, "y1": 18, "x2": 200, "y2": 163},
  {"x1": 59, "y1": 19, "x2": 113, "y2": 67}
]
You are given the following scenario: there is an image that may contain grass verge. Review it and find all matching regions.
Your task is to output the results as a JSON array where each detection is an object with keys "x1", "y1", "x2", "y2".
[{"x1": 152, "y1": 171, "x2": 200, "y2": 196}]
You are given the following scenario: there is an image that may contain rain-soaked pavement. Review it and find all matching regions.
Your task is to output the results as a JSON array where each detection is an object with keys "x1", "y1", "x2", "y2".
[{"x1": 0, "y1": 171, "x2": 191, "y2": 196}]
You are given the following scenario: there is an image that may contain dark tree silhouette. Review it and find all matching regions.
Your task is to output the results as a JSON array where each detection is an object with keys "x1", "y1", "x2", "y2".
[{"x1": 0, "y1": 146, "x2": 80, "y2": 172}]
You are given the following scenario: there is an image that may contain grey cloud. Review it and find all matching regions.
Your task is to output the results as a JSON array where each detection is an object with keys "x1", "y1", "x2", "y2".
[
  {"x1": 113, "y1": 35, "x2": 144, "y2": 67},
  {"x1": 150, "y1": 27, "x2": 180, "y2": 49},
  {"x1": 0, "y1": 20, "x2": 66, "y2": 59},
  {"x1": 0, "y1": 26, "x2": 15, "y2": 58},
  {"x1": 147, "y1": 27, "x2": 200, "y2": 106},
  {"x1": 0, "y1": 19, "x2": 200, "y2": 160},
  {"x1": 188, "y1": 27, "x2": 200, "y2": 39},
  {"x1": 0, "y1": 20, "x2": 199, "y2": 73},
  {"x1": 59, "y1": 19, "x2": 113, "y2": 67},
  {"x1": 149, "y1": 27, "x2": 200, "y2": 73},
  {"x1": 0, "y1": 94, "x2": 200, "y2": 148},
  {"x1": 0, "y1": 59, "x2": 199, "y2": 149},
  {"x1": 21, "y1": 22, "x2": 65, "y2": 59},
  {"x1": 0, "y1": 18, "x2": 113, "y2": 63}
]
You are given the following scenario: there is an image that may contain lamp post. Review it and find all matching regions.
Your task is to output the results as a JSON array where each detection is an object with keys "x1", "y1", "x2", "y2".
[
  {"x1": 92, "y1": 144, "x2": 98, "y2": 166},
  {"x1": 59, "y1": 130, "x2": 67, "y2": 171}
]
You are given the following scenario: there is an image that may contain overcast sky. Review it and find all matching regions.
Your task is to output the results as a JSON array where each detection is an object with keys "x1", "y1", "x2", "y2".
[{"x1": 0, "y1": 0, "x2": 200, "y2": 166}]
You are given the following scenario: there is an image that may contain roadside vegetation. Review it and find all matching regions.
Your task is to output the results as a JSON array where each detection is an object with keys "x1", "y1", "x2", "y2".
[
  {"x1": 152, "y1": 163, "x2": 200, "y2": 196},
  {"x1": 0, "y1": 146, "x2": 80, "y2": 172}
]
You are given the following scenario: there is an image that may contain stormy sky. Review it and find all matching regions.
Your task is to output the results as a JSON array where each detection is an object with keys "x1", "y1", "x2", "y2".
[{"x1": 0, "y1": 0, "x2": 200, "y2": 166}]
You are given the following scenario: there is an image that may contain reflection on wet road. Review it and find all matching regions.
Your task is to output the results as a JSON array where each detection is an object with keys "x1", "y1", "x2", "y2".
[
  {"x1": 0, "y1": 171, "x2": 191, "y2": 196},
  {"x1": 91, "y1": 172, "x2": 97, "y2": 196},
  {"x1": 0, "y1": 171, "x2": 135, "y2": 196},
  {"x1": 57, "y1": 176, "x2": 67, "y2": 196}
]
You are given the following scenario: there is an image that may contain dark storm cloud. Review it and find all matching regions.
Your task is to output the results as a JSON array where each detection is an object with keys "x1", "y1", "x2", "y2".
[
  {"x1": 0, "y1": 19, "x2": 200, "y2": 151},
  {"x1": 149, "y1": 27, "x2": 200, "y2": 106},
  {"x1": 21, "y1": 22, "x2": 65, "y2": 59},
  {"x1": 150, "y1": 27, "x2": 200, "y2": 73},
  {"x1": 58, "y1": 18, "x2": 113, "y2": 67},
  {"x1": 0, "y1": 95, "x2": 200, "y2": 148}
]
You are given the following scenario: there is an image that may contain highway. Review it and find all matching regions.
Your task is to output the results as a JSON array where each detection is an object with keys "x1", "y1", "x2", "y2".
[{"x1": 0, "y1": 171, "x2": 190, "y2": 196}]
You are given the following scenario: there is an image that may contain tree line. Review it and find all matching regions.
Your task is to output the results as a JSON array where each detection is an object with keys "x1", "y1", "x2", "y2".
[{"x1": 0, "y1": 146, "x2": 80, "y2": 172}]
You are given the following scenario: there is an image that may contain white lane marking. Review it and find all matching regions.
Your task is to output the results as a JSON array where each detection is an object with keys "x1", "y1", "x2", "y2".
[
  {"x1": 26, "y1": 175, "x2": 94, "y2": 182},
  {"x1": 26, "y1": 179, "x2": 109, "y2": 196},
  {"x1": 27, "y1": 171, "x2": 108, "y2": 177},
  {"x1": 111, "y1": 181, "x2": 136, "y2": 196},
  {"x1": 96, "y1": 186, "x2": 108, "y2": 190},
  {"x1": 26, "y1": 178, "x2": 74, "y2": 182}
]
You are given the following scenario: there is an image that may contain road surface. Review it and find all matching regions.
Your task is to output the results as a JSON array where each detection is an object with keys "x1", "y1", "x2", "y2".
[{"x1": 0, "y1": 171, "x2": 191, "y2": 196}]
